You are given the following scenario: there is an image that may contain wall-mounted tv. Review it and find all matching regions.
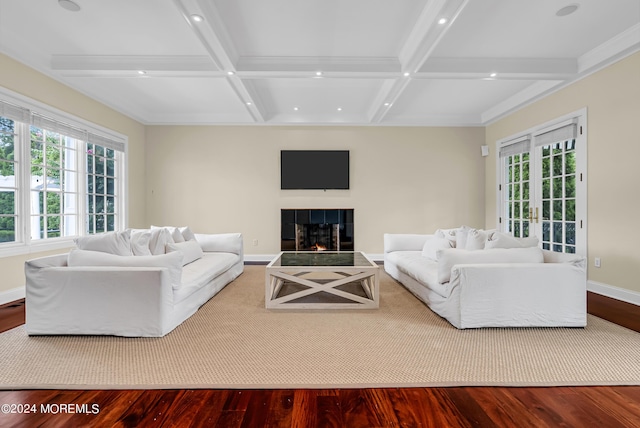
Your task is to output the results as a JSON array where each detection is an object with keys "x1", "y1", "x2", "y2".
[{"x1": 281, "y1": 150, "x2": 349, "y2": 190}]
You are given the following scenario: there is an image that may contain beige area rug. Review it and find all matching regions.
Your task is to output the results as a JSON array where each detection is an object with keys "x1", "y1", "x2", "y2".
[{"x1": 1, "y1": 265, "x2": 639, "y2": 390}]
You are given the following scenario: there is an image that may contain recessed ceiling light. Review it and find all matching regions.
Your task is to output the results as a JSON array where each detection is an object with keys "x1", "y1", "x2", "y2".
[
  {"x1": 490, "y1": 72, "x2": 497, "y2": 78},
  {"x1": 403, "y1": 72, "x2": 410, "y2": 77},
  {"x1": 137, "y1": 70, "x2": 147, "y2": 75},
  {"x1": 246, "y1": 102, "x2": 252, "y2": 106},
  {"x1": 227, "y1": 71, "x2": 235, "y2": 76},
  {"x1": 316, "y1": 71, "x2": 323, "y2": 76},
  {"x1": 438, "y1": 18, "x2": 447, "y2": 25},
  {"x1": 556, "y1": 4, "x2": 579, "y2": 17},
  {"x1": 191, "y1": 14, "x2": 204, "y2": 22},
  {"x1": 337, "y1": 107, "x2": 343, "y2": 112},
  {"x1": 58, "y1": 0, "x2": 81, "y2": 12},
  {"x1": 293, "y1": 107, "x2": 299, "y2": 111}
]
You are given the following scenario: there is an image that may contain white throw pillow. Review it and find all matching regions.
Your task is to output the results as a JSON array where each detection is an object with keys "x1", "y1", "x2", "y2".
[
  {"x1": 421, "y1": 236, "x2": 453, "y2": 261},
  {"x1": 456, "y1": 225, "x2": 472, "y2": 249},
  {"x1": 74, "y1": 230, "x2": 132, "y2": 256},
  {"x1": 436, "y1": 247, "x2": 544, "y2": 283},
  {"x1": 180, "y1": 226, "x2": 196, "y2": 242},
  {"x1": 485, "y1": 232, "x2": 539, "y2": 249},
  {"x1": 435, "y1": 228, "x2": 459, "y2": 246},
  {"x1": 67, "y1": 249, "x2": 183, "y2": 289},
  {"x1": 166, "y1": 239, "x2": 204, "y2": 266},
  {"x1": 464, "y1": 228, "x2": 497, "y2": 251},
  {"x1": 152, "y1": 225, "x2": 186, "y2": 244},
  {"x1": 149, "y1": 227, "x2": 174, "y2": 255},
  {"x1": 129, "y1": 229, "x2": 152, "y2": 256}
]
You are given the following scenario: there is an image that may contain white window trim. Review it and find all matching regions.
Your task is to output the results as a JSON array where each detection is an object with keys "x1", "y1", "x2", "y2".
[{"x1": 0, "y1": 87, "x2": 128, "y2": 258}]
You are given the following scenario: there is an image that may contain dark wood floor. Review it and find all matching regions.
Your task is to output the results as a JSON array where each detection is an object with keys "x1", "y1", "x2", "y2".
[{"x1": 1, "y1": 293, "x2": 639, "y2": 428}]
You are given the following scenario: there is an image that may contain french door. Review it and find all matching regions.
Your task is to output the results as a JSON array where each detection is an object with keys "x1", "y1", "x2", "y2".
[{"x1": 498, "y1": 112, "x2": 586, "y2": 255}]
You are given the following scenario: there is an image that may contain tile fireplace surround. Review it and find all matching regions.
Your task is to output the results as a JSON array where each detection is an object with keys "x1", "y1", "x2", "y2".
[{"x1": 281, "y1": 209, "x2": 354, "y2": 252}]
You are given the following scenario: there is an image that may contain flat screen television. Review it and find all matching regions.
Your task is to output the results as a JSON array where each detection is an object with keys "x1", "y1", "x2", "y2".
[{"x1": 281, "y1": 150, "x2": 349, "y2": 190}]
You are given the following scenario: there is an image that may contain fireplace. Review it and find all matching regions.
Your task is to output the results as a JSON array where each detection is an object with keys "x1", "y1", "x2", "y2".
[{"x1": 281, "y1": 209, "x2": 354, "y2": 251}]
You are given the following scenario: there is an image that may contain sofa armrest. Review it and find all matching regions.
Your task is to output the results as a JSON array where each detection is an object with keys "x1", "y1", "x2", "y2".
[
  {"x1": 194, "y1": 232, "x2": 243, "y2": 256},
  {"x1": 450, "y1": 263, "x2": 587, "y2": 328},
  {"x1": 25, "y1": 264, "x2": 174, "y2": 336},
  {"x1": 384, "y1": 234, "x2": 433, "y2": 253}
]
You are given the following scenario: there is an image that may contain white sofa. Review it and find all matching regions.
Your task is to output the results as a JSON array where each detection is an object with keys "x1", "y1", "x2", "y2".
[
  {"x1": 25, "y1": 228, "x2": 244, "y2": 337},
  {"x1": 384, "y1": 229, "x2": 587, "y2": 329}
]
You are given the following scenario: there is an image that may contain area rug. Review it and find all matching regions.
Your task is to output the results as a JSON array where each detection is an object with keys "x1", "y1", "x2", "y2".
[{"x1": 1, "y1": 265, "x2": 639, "y2": 390}]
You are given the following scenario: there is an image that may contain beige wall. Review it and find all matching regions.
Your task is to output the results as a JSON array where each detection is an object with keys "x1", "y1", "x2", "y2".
[
  {"x1": 485, "y1": 52, "x2": 640, "y2": 294},
  {"x1": 0, "y1": 53, "x2": 147, "y2": 292},
  {"x1": 146, "y1": 126, "x2": 486, "y2": 255}
]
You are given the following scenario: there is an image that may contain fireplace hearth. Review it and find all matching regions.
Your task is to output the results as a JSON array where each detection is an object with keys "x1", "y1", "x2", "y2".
[{"x1": 281, "y1": 209, "x2": 354, "y2": 251}]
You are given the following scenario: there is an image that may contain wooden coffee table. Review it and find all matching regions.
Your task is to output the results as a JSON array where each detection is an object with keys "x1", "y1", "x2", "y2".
[{"x1": 265, "y1": 251, "x2": 380, "y2": 309}]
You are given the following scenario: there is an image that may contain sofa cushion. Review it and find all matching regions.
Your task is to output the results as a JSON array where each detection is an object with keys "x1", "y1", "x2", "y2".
[
  {"x1": 421, "y1": 236, "x2": 453, "y2": 261},
  {"x1": 386, "y1": 251, "x2": 449, "y2": 297},
  {"x1": 437, "y1": 247, "x2": 544, "y2": 283},
  {"x1": 74, "y1": 230, "x2": 132, "y2": 256},
  {"x1": 196, "y1": 233, "x2": 243, "y2": 255},
  {"x1": 67, "y1": 249, "x2": 183, "y2": 289},
  {"x1": 485, "y1": 232, "x2": 539, "y2": 249},
  {"x1": 166, "y1": 239, "x2": 204, "y2": 266},
  {"x1": 179, "y1": 253, "x2": 239, "y2": 291}
]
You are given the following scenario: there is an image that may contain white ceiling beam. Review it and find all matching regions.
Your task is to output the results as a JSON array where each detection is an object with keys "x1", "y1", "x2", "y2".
[
  {"x1": 418, "y1": 57, "x2": 577, "y2": 80},
  {"x1": 368, "y1": 0, "x2": 470, "y2": 123},
  {"x1": 172, "y1": 0, "x2": 264, "y2": 122}
]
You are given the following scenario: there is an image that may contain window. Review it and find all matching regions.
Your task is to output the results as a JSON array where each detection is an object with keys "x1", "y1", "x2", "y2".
[
  {"x1": 0, "y1": 90, "x2": 126, "y2": 255},
  {"x1": 497, "y1": 111, "x2": 586, "y2": 256}
]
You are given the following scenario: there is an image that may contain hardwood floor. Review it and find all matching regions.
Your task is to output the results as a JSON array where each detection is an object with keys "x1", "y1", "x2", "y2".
[{"x1": 1, "y1": 294, "x2": 639, "y2": 427}]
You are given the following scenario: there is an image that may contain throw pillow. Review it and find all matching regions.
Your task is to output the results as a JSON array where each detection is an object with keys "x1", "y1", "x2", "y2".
[
  {"x1": 149, "y1": 227, "x2": 174, "y2": 255},
  {"x1": 464, "y1": 228, "x2": 489, "y2": 251},
  {"x1": 456, "y1": 225, "x2": 472, "y2": 249},
  {"x1": 421, "y1": 236, "x2": 453, "y2": 261},
  {"x1": 152, "y1": 225, "x2": 186, "y2": 244},
  {"x1": 436, "y1": 247, "x2": 544, "y2": 283},
  {"x1": 435, "y1": 228, "x2": 459, "y2": 246},
  {"x1": 166, "y1": 239, "x2": 204, "y2": 266},
  {"x1": 74, "y1": 230, "x2": 132, "y2": 256},
  {"x1": 129, "y1": 229, "x2": 152, "y2": 256},
  {"x1": 67, "y1": 249, "x2": 183, "y2": 289},
  {"x1": 180, "y1": 226, "x2": 196, "y2": 242},
  {"x1": 485, "y1": 232, "x2": 539, "y2": 249}
]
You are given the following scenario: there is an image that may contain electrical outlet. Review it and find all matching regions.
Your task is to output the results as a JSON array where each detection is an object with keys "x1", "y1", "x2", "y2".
[
  {"x1": 252, "y1": 239, "x2": 259, "y2": 246},
  {"x1": 594, "y1": 257, "x2": 601, "y2": 268}
]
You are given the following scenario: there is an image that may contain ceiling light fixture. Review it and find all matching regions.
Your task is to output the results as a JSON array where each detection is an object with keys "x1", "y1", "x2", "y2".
[
  {"x1": 556, "y1": 4, "x2": 579, "y2": 17},
  {"x1": 403, "y1": 72, "x2": 410, "y2": 77},
  {"x1": 191, "y1": 14, "x2": 204, "y2": 22},
  {"x1": 315, "y1": 71, "x2": 323, "y2": 77},
  {"x1": 490, "y1": 72, "x2": 497, "y2": 78},
  {"x1": 227, "y1": 71, "x2": 235, "y2": 76},
  {"x1": 293, "y1": 107, "x2": 299, "y2": 111},
  {"x1": 337, "y1": 107, "x2": 343, "y2": 112},
  {"x1": 58, "y1": 0, "x2": 81, "y2": 12},
  {"x1": 246, "y1": 102, "x2": 252, "y2": 106},
  {"x1": 438, "y1": 18, "x2": 447, "y2": 25},
  {"x1": 137, "y1": 70, "x2": 147, "y2": 75}
]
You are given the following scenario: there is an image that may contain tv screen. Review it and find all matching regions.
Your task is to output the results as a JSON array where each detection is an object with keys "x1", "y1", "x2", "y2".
[{"x1": 281, "y1": 150, "x2": 349, "y2": 190}]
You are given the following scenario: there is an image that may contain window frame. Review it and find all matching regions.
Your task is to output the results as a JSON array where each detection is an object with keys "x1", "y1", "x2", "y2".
[
  {"x1": 0, "y1": 88, "x2": 128, "y2": 258},
  {"x1": 495, "y1": 108, "x2": 587, "y2": 256}
]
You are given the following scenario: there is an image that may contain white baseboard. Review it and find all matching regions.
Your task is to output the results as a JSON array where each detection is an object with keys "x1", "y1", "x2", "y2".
[
  {"x1": 244, "y1": 253, "x2": 385, "y2": 263},
  {"x1": 0, "y1": 286, "x2": 25, "y2": 305},
  {"x1": 588, "y1": 280, "x2": 640, "y2": 306}
]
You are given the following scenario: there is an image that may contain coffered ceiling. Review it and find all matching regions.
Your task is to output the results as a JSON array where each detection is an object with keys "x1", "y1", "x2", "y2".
[{"x1": 1, "y1": 0, "x2": 638, "y2": 126}]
